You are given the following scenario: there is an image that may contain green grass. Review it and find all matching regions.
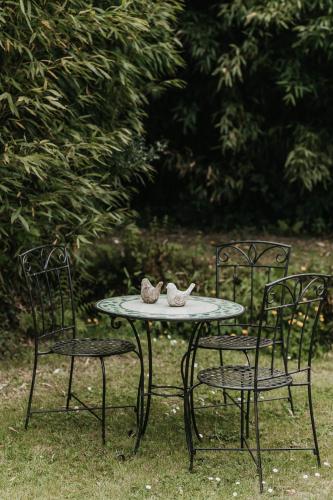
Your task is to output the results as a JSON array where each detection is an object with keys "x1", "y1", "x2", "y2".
[
  {"x1": 1, "y1": 234, "x2": 333, "y2": 499},
  {"x1": 1, "y1": 330, "x2": 333, "y2": 499}
]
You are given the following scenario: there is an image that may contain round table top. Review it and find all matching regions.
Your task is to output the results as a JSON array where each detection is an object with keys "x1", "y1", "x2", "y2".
[{"x1": 95, "y1": 295, "x2": 244, "y2": 322}]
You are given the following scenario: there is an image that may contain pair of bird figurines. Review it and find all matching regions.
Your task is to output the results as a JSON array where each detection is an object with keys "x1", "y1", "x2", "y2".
[{"x1": 141, "y1": 278, "x2": 195, "y2": 307}]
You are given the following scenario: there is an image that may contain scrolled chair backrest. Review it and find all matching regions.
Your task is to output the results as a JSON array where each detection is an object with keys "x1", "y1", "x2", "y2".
[
  {"x1": 19, "y1": 245, "x2": 76, "y2": 341},
  {"x1": 254, "y1": 273, "x2": 330, "y2": 382},
  {"x1": 215, "y1": 240, "x2": 291, "y2": 331}
]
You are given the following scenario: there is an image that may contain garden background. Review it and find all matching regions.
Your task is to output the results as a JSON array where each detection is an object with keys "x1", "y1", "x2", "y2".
[{"x1": 1, "y1": 1, "x2": 333, "y2": 498}]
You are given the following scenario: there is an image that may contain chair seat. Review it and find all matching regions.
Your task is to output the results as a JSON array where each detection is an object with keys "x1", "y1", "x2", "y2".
[
  {"x1": 51, "y1": 338, "x2": 135, "y2": 357},
  {"x1": 198, "y1": 365, "x2": 292, "y2": 391},
  {"x1": 198, "y1": 334, "x2": 273, "y2": 350}
]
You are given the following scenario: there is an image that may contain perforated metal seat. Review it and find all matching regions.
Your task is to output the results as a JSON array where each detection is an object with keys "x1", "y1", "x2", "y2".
[
  {"x1": 198, "y1": 334, "x2": 273, "y2": 350},
  {"x1": 51, "y1": 338, "x2": 135, "y2": 357},
  {"x1": 198, "y1": 365, "x2": 292, "y2": 391}
]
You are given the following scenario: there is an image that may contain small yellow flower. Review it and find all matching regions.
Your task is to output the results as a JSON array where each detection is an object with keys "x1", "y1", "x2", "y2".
[
  {"x1": 301, "y1": 265, "x2": 307, "y2": 272},
  {"x1": 271, "y1": 310, "x2": 277, "y2": 316},
  {"x1": 296, "y1": 321, "x2": 303, "y2": 328},
  {"x1": 242, "y1": 329, "x2": 248, "y2": 336},
  {"x1": 320, "y1": 315, "x2": 325, "y2": 322}
]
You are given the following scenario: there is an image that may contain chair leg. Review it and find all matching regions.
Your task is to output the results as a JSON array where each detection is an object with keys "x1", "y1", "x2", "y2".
[
  {"x1": 281, "y1": 341, "x2": 295, "y2": 415},
  {"x1": 254, "y1": 391, "x2": 263, "y2": 493},
  {"x1": 246, "y1": 391, "x2": 251, "y2": 438},
  {"x1": 25, "y1": 352, "x2": 38, "y2": 430},
  {"x1": 308, "y1": 383, "x2": 320, "y2": 466},
  {"x1": 240, "y1": 390, "x2": 245, "y2": 448},
  {"x1": 100, "y1": 357, "x2": 106, "y2": 445},
  {"x1": 66, "y1": 356, "x2": 75, "y2": 410},
  {"x1": 287, "y1": 385, "x2": 294, "y2": 415},
  {"x1": 243, "y1": 349, "x2": 252, "y2": 434},
  {"x1": 219, "y1": 350, "x2": 227, "y2": 404}
]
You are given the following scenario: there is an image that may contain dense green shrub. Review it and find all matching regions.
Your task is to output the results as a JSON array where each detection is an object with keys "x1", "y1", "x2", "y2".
[
  {"x1": 0, "y1": 0, "x2": 183, "y2": 348},
  {"x1": 144, "y1": 0, "x2": 333, "y2": 230}
]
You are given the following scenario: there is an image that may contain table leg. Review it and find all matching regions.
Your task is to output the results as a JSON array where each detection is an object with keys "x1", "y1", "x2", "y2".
[{"x1": 141, "y1": 320, "x2": 153, "y2": 436}]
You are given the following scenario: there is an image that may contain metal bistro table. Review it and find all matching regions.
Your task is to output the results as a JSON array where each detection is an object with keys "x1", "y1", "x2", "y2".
[{"x1": 95, "y1": 294, "x2": 244, "y2": 437}]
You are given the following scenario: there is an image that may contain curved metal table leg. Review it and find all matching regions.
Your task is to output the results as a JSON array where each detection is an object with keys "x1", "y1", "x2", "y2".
[
  {"x1": 183, "y1": 322, "x2": 203, "y2": 471},
  {"x1": 133, "y1": 355, "x2": 144, "y2": 453},
  {"x1": 100, "y1": 356, "x2": 106, "y2": 445},
  {"x1": 189, "y1": 342, "x2": 202, "y2": 441},
  {"x1": 141, "y1": 320, "x2": 153, "y2": 436}
]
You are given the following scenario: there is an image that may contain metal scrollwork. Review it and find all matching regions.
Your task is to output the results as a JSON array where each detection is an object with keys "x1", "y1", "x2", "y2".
[
  {"x1": 217, "y1": 241, "x2": 291, "y2": 268},
  {"x1": 110, "y1": 316, "x2": 122, "y2": 330},
  {"x1": 20, "y1": 245, "x2": 69, "y2": 275}
]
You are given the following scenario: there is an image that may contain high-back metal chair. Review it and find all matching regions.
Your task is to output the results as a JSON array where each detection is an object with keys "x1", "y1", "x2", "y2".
[
  {"x1": 188, "y1": 241, "x2": 292, "y2": 437},
  {"x1": 184, "y1": 273, "x2": 330, "y2": 492},
  {"x1": 200, "y1": 240, "x2": 291, "y2": 350},
  {"x1": 19, "y1": 244, "x2": 143, "y2": 450}
]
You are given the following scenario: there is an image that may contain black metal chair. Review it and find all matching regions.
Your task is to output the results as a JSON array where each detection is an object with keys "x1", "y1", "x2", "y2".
[
  {"x1": 19, "y1": 245, "x2": 144, "y2": 450},
  {"x1": 189, "y1": 241, "x2": 293, "y2": 437},
  {"x1": 184, "y1": 273, "x2": 330, "y2": 492}
]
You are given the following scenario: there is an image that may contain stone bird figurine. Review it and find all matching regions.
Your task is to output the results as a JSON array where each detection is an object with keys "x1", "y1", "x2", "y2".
[
  {"x1": 166, "y1": 282, "x2": 196, "y2": 307},
  {"x1": 141, "y1": 278, "x2": 163, "y2": 304}
]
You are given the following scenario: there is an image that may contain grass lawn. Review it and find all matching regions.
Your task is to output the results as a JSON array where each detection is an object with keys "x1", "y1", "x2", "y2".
[{"x1": 1, "y1": 234, "x2": 333, "y2": 499}]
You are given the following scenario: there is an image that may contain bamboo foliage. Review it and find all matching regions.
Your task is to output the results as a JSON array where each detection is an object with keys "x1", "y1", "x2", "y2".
[
  {"x1": 0, "y1": 0, "x2": 183, "y2": 331},
  {"x1": 155, "y1": 0, "x2": 333, "y2": 227}
]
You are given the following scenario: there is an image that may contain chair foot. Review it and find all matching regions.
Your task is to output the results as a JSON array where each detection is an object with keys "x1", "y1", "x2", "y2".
[
  {"x1": 24, "y1": 414, "x2": 31, "y2": 430},
  {"x1": 314, "y1": 450, "x2": 321, "y2": 467},
  {"x1": 189, "y1": 453, "x2": 194, "y2": 472},
  {"x1": 308, "y1": 384, "x2": 320, "y2": 466},
  {"x1": 25, "y1": 354, "x2": 38, "y2": 430},
  {"x1": 259, "y1": 477, "x2": 264, "y2": 494}
]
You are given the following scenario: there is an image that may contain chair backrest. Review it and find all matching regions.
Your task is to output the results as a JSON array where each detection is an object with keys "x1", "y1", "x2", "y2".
[
  {"x1": 255, "y1": 273, "x2": 330, "y2": 378},
  {"x1": 19, "y1": 245, "x2": 76, "y2": 342},
  {"x1": 215, "y1": 240, "x2": 291, "y2": 333}
]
